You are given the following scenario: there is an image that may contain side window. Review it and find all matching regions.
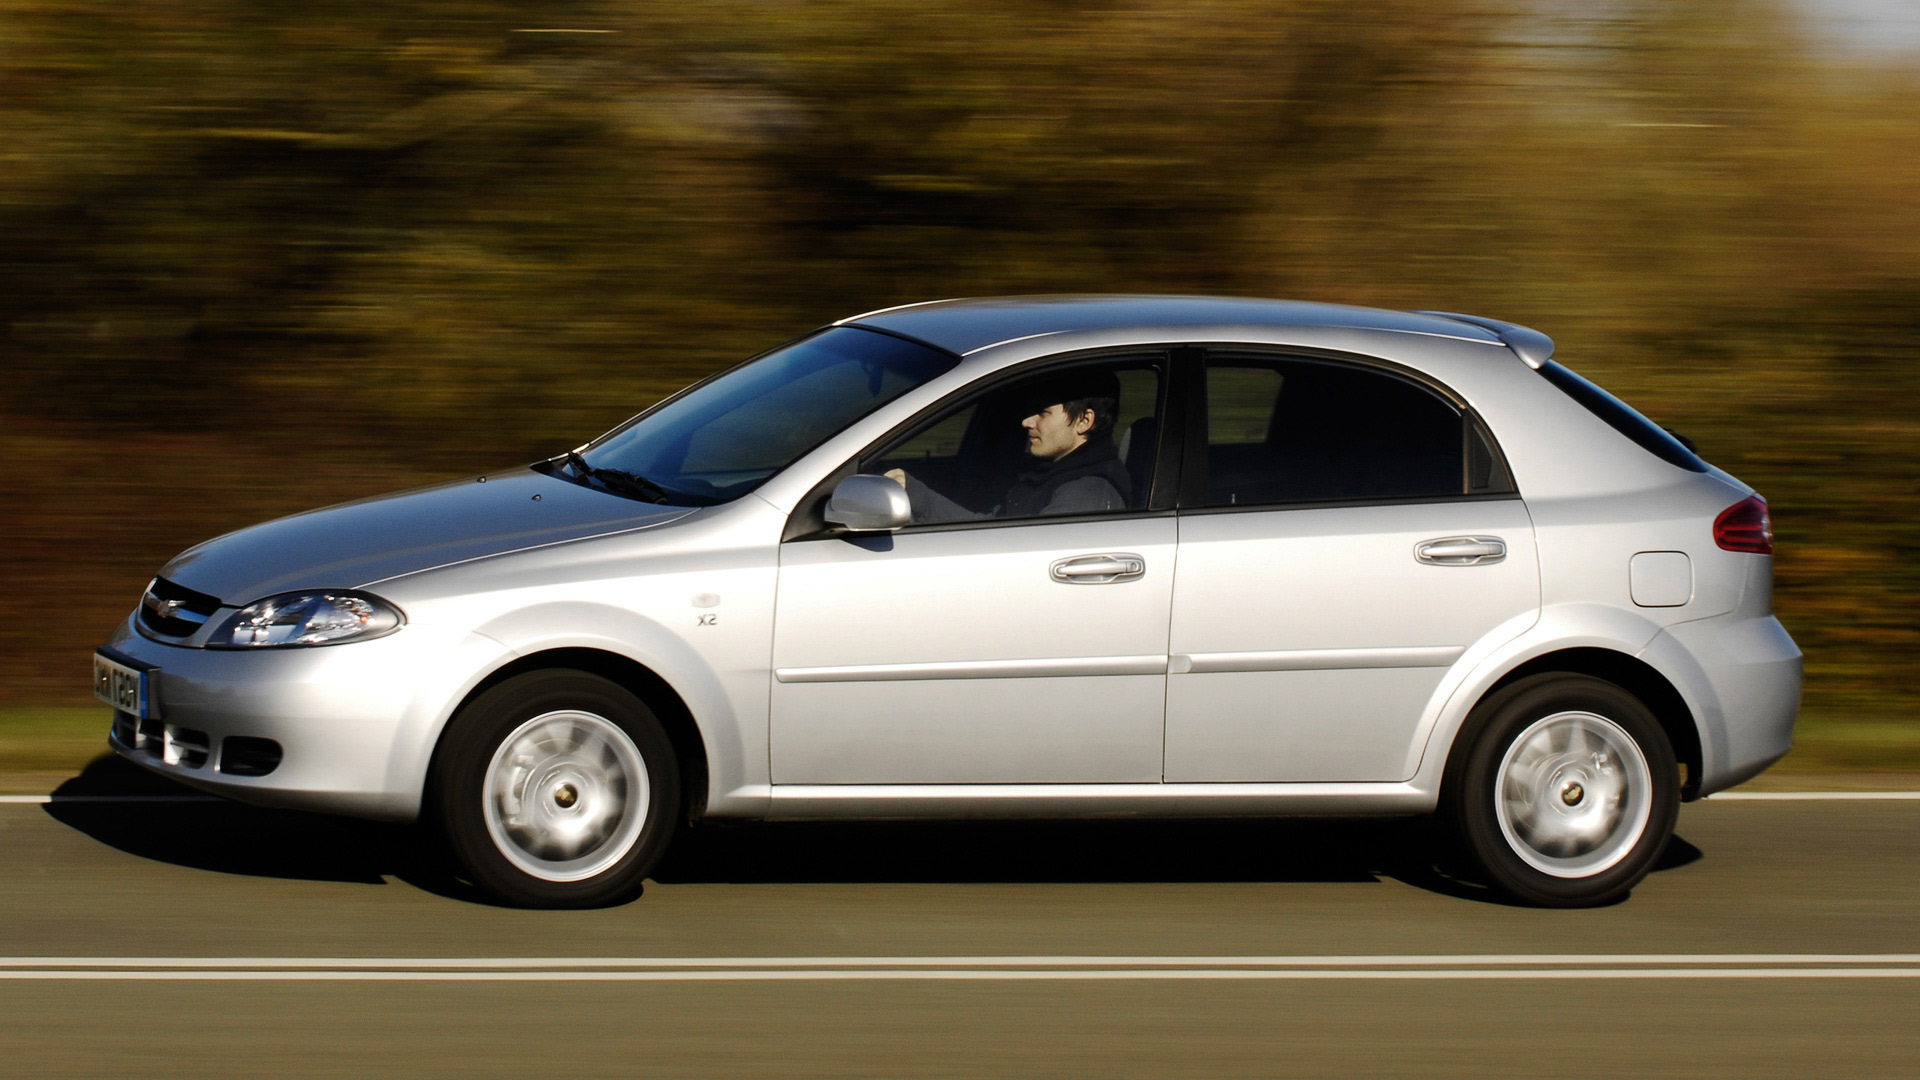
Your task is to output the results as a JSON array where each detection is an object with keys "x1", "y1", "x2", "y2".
[
  {"x1": 868, "y1": 358, "x2": 1164, "y2": 526},
  {"x1": 1537, "y1": 360, "x2": 1707, "y2": 473},
  {"x1": 887, "y1": 405, "x2": 975, "y2": 464},
  {"x1": 1203, "y1": 357, "x2": 1466, "y2": 507},
  {"x1": 1207, "y1": 367, "x2": 1282, "y2": 445}
]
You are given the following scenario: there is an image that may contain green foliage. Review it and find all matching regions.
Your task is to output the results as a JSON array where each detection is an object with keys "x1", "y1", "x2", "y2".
[
  {"x1": 0, "y1": 707, "x2": 109, "y2": 778},
  {"x1": 1, "y1": 0, "x2": 1916, "y2": 736}
]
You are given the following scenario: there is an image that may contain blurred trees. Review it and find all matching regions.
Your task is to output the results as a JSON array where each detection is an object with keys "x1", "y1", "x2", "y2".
[{"x1": 2, "y1": 0, "x2": 1916, "y2": 732}]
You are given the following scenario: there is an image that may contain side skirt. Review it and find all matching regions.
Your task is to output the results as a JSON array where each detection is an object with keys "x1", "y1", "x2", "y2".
[{"x1": 758, "y1": 782, "x2": 1436, "y2": 821}]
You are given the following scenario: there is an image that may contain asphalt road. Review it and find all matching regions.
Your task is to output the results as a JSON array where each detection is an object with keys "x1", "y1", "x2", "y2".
[{"x1": 1, "y1": 761, "x2": 1916, "y2": 1079}]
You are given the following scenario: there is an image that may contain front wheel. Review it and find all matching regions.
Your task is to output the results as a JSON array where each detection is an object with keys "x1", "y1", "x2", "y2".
[
  {"x1": 1444, "y1": 674, "x2": 1678, "y2": 907},
  {"x1": 430, "y1": 670, "x2": 680, "y2": 908}
]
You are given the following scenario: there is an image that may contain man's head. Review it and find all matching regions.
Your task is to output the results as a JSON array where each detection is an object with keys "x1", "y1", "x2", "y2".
[{"x1": 1019, "y1": 370, "x2": 1120, "y2": 462}]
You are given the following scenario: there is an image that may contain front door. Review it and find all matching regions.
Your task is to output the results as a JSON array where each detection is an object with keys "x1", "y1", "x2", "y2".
[
  {"x1": 773, "y1": 518, "x2": 1175, "y2": 783},
  {"x1": 771, "y1": 355, "x2": 1175, "y2": 785}
]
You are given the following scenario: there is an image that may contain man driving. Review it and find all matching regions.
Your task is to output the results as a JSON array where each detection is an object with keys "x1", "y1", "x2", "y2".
[{"x1": 884, "y1": 369, "x2": 1132, "y2": 523}]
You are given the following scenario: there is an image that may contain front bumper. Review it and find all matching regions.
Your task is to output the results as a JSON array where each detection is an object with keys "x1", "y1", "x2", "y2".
[{"x1": 100, "y1": 615, "x2": 499, "y2": 821}]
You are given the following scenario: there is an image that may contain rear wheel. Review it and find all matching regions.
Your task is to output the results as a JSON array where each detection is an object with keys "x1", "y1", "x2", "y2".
[
  {"x1": 431, "y1": 670, "x2": 679, "y2": 908},
  {"x1": 1444, "y1": 673, "x2": 1678, "y2": 907}
]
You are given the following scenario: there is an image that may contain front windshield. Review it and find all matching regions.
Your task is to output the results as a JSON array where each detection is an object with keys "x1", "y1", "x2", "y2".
[{"x1": 576, "y1": 326, "x2": 958, "y2": 505}]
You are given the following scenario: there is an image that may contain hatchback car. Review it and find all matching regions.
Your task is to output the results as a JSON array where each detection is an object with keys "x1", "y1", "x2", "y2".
[{"x1": 93, "y1": 296, "x2": 1801, "y2": 907}]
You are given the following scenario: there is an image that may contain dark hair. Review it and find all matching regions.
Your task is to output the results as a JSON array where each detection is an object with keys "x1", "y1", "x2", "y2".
[
  {"x1": 1025, "y1": 369, "x2": 1122, "y2": 440},
  {"x1": 1062, "y1": 393, "x2": 1118, "y2": 440}
]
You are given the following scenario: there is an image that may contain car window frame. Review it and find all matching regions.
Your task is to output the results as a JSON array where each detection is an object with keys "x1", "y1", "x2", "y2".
[
  {"x1": 1173, "y1": 344, "x2": 1520, "y2": 516},
  {"x1": 781, "y1": 347, "x2": 1182, "y2": 542}
]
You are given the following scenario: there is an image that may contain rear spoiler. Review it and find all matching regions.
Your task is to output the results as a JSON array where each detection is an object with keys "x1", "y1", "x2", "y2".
[{"x1": 1414, "y1": 310, "x2": 1554, "y2": 369}]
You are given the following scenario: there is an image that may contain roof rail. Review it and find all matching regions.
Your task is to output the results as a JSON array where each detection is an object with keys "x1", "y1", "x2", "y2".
[{"x1": 1414, "y1": 311, "x2": 1554, "y2": 369}]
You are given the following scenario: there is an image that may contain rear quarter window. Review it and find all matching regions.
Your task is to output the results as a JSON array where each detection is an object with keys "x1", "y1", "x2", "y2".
[{"x1": 1537, "y1": 361, "x2": 1708, "y2": 473}]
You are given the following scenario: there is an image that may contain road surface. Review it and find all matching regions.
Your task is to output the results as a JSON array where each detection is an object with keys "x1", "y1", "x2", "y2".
[{"x1": 1, "y1": 760, "x2": 1915, "y2": 1078}]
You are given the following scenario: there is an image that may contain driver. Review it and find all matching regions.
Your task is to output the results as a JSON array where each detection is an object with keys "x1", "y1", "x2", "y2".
[{"x1": 884, "y1": 370, "x2": 1131, "y2": 523}]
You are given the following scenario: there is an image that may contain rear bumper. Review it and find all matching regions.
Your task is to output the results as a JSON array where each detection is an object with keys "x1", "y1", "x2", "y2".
[{"x1": 1645, "y1": 614, "x2": 1802, "y2": 796}]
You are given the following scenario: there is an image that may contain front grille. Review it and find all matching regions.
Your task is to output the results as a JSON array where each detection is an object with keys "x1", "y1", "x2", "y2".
[
  {"x1": 113, "y1": 713, "x2": 212, "y2": 770},
  {"x1": 138, "y1": 577, "x2": 223, "y2": 638},
  {"x1": 161, "y1": 726, "x2": 210, "y2": 769}
]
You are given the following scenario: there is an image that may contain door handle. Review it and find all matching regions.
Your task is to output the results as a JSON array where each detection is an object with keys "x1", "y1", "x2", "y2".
[
  {"x1": 1415, "y1": 536, "x2": 1507, "y2": 566},
  {"x1": 1050, "y1": 553, "x2": 1146, "y2": 584}
]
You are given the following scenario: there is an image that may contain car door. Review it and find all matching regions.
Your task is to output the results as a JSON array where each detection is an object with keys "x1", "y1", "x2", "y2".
[
  {"x1": 770, "y1": 355, "x2": 1177, "y2": 785},
  {"x1": 1163, "y1": 351, "x2": 1540, "y2": 783}
]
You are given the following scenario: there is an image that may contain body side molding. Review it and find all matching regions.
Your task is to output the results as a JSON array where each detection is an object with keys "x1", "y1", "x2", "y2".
[
  {"x1": 776, "y1": 654, "x2": 1168, "y2": 683},
  {"x1": 1171, "y1": 645, "x2": 1465, "y2": 675}
]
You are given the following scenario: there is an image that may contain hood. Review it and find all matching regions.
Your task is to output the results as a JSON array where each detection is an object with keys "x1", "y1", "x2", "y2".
[{"x1": 160, "y1": 467, "x2": 695, "y2": 604}]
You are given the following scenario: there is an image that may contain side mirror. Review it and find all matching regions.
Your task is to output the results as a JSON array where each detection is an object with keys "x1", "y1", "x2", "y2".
[{"x1": 825, "y1": 474, "x2": 911, "y2": 532}]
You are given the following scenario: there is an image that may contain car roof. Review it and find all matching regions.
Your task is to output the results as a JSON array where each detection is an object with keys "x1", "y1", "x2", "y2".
[{"x1": 837, "y1": 294, "x2": 1509, "y2": 357}]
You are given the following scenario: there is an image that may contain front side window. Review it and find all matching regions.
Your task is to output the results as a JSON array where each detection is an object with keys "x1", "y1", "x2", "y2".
[
  {"x1": 578, "y1": 327, "x2": 958, "y2": 505},
  {"x1": 867, "y1": 358, "x2": 1165, "y2": 526},
  {"x1": 1201, "y1": 355, "x2": 1479, "y2": 507}
]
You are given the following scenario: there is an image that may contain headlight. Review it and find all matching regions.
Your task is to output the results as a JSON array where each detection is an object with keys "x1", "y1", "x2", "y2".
[{"x1": 211, "y1": 592, "x2": 405, "y2": 648}]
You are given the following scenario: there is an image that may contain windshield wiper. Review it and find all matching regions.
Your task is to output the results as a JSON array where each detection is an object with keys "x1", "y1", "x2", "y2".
[{"x1": 563, "y1": 451, "x2": 673, "y2": 504}]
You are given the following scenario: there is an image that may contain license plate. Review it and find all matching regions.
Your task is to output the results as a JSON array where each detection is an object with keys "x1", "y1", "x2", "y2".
[{"x1": 93, "y1": 650, "x2": 158, "y2": 720}]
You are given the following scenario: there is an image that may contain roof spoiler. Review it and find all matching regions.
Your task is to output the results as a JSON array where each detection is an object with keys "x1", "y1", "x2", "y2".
[{"x1": 1414, "y1": 311, "x2": 1554, "y2": 369}]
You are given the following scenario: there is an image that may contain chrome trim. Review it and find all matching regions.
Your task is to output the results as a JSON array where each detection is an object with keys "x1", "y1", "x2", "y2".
[
  {"x1": 1414, "y1": 536, "x2": 1508, "y2": 566},
  {"x1": 775, "y1": 654, "x2": 1168, "y2": 684},
  {"x1": 143, "y1": 591, "x2": 211, "y2": 626},
  {"x1": 1170, "y1": 645, "x2": 1464, "y2": 675},
  {"x1": 1049, "y1": 552, "x2": 1146, "y2": 584}
]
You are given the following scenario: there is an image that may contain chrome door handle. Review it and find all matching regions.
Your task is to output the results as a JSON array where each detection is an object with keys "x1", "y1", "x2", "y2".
[
  {"x1": 1050, "y1": 553, "x2": 1146, "y2": 584},
  {"x1": 1415, "y1": 536, "x2": 1507, "y2": 566}
]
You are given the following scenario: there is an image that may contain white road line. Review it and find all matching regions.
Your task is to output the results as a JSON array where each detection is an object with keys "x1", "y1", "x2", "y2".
[
  {"x1": 3, "y1": 954, "x2": 1918, "y2": 970},
  {"x1": 5, "y1": 954, "x2": 1918, "y2": 982},
  {"x1": 0, "y1": 795, "x2": 222, "y2": 804},
  {"x1": 3, "y1": 967, "x2": 1919, "y2": 982}
]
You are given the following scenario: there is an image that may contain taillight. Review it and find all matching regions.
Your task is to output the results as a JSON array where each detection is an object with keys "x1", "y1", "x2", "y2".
[{"x1": 1714, "y1": 494, "x2": 1772, "y2": 554}]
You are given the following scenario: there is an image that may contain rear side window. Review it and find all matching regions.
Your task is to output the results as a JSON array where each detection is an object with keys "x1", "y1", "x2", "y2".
[
  {"x1": 1538, "y1": 361, "x2": 1707, "y2": 473},
  {"x1": 1202, "y1": 356, "x2": 1502, "y2": 507}
]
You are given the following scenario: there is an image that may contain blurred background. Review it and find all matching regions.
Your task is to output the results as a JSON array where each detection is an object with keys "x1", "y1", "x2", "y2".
[{"x1": 3, "y1": 0, "x2": 1915, "y2": 777}]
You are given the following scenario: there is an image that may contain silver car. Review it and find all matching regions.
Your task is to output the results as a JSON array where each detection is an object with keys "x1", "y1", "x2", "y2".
[{"x1": 92, "y1": 296, "x2": 1801, "y2": 908}]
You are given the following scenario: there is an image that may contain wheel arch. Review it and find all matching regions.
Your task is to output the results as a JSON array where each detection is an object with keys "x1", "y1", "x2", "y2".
[
  {"x1": 434, "y1": 647, "x2": 712, "y2": 824},
  {"x1": 1468, "y1": 648, "x2": 1703, "y2": 801}
]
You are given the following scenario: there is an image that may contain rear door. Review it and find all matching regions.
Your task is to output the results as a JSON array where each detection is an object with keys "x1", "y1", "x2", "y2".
[{"x1": 1164, "y1": 351, "x2": 1540, "y2": 782}]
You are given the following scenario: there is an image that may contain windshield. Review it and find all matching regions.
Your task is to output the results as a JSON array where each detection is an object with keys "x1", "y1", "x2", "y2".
[{"x1": 575, "y1": 326, "x2": 959, "y2": 505}]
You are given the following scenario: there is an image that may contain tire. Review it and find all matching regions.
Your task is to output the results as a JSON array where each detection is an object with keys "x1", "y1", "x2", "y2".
[
  {"x1": 1443, "y1": 673, "x2": 1678, "y2": 907},
  {"x1": 430, "y1": 670, "x2": 680, "y2": 908}
]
